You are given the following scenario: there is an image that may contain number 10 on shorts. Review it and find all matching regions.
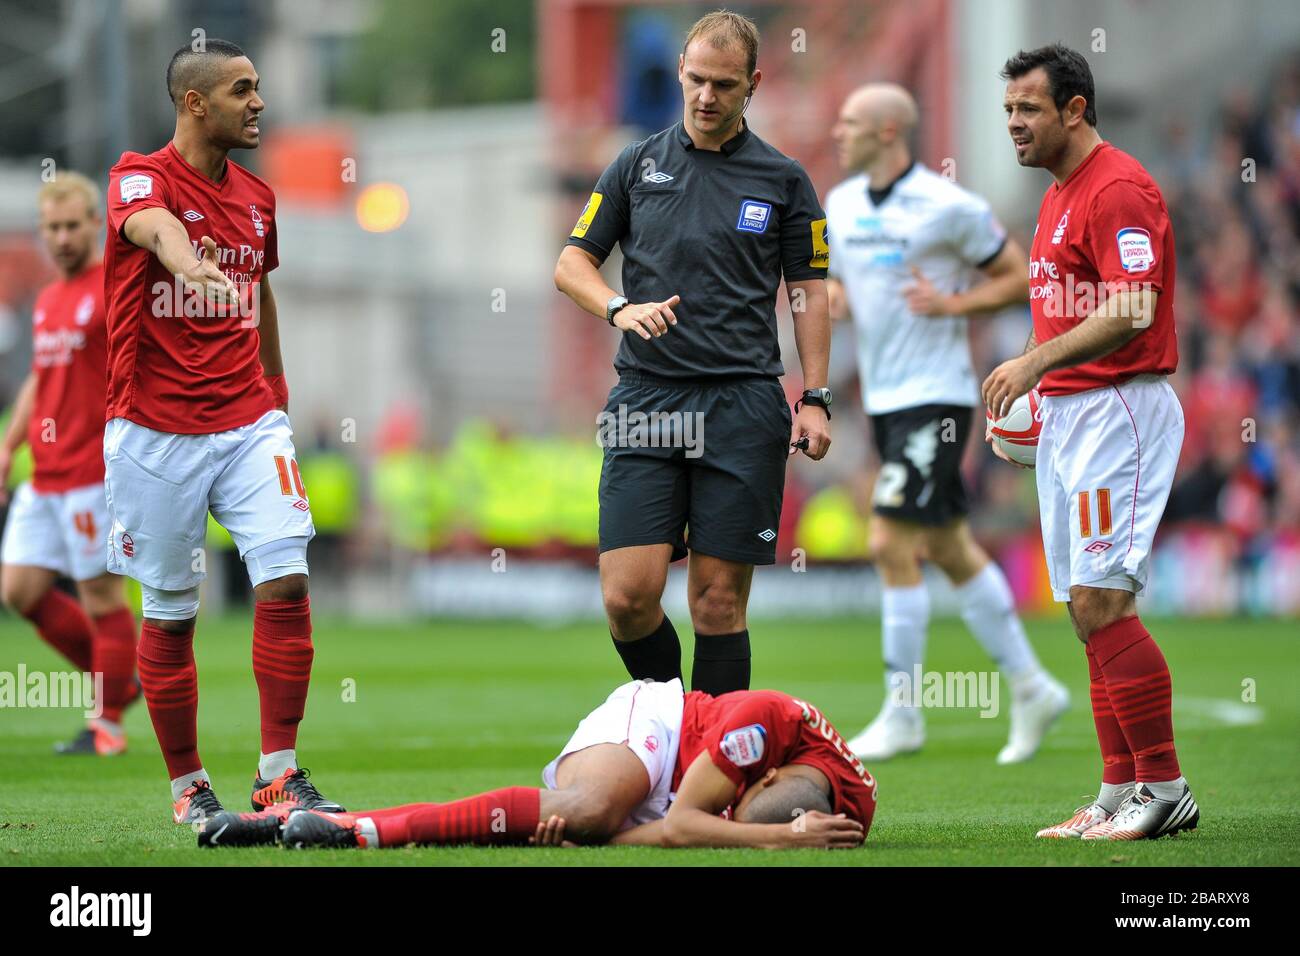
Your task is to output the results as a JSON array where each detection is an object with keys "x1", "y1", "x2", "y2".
[
  {"x1": 274, "y1": 455, "x2": 306, "y2": 498},
  {"x1": 1077, "y1": 488, "x2": 1112, "y2": 538}
]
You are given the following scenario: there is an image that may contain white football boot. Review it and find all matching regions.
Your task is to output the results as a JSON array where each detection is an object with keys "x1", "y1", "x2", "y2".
[
  {"x1": 848, "y1": 705, "x2": 925, "y2": 761},
  {"x1": 1081, "y1": 783, "x2": 1200, "y2": 840},
  {"x1": 997, "y1": 675, "x2": 1070, "y2": 765},
  {"x1": 1035, "y1": 793, "x2": 1125, "y2": 839}
]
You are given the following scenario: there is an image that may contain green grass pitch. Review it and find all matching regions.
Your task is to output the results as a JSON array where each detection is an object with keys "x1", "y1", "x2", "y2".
[{"x1": 1, "y1": 612, "x2": 1296, "y2": 866}]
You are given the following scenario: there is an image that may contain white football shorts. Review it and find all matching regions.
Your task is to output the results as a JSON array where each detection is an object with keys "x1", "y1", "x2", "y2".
[
  {"x1": 1036, "y1": 374, "x2": 1184, "y2": 603},
  {"x1": 542, "y1": 678, "x2": 684, "y2": 831},
  {"x1": 1, "y1": 480, "x2": 111, "y2": 581},
  {"x1": 103, "y1": 410, "x2": 315, "y2": 590}
]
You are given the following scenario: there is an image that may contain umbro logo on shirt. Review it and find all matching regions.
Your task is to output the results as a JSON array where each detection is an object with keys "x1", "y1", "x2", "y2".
[
  {"x1": 643, "y1": 171, "x2": 674, "y2": 184},
  {"x1": 182, "y1": 210, "x2": 205, "y2": 222},
  {"x1": 757, "y1": 528, "x2": 776, "y2": 542}
]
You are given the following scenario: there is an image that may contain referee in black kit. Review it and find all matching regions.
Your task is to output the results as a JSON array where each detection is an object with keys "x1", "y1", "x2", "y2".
[{"x1": 554, "y1": 10, "x2": 832, "y2": 695}]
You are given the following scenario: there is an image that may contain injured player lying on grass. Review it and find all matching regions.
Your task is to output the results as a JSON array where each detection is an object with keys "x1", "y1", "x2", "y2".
[{"x1": 197, "y1": 679, "x2": 876, "y2": 850}]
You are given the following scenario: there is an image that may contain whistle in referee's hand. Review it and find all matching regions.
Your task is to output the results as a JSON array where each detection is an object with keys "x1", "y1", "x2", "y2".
[{"x1": 791, "y1": 436, "x2": 810, "y2": 452}]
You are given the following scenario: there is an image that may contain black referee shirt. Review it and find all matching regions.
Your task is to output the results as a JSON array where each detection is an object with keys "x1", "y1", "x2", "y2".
[{"x1": 566, "y1": 121, "x2": 829, "y2": 380}]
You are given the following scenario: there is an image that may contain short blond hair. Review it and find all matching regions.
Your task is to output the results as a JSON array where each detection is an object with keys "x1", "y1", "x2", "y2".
[
  {"x1": 684, "y1": 9, "x2": 759, "y2": 77},
  {"x1": 38, "y1": 170, "x2": 101, "y2": 218}
]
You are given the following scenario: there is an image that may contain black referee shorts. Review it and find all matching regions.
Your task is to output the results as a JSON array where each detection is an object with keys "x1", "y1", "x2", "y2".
[
  {"x1": 597, "y1": 372, "x2": 792, "y2": 566},
  {"x1": 869, "y1": 403, "x2": 974, "y2": 526}
]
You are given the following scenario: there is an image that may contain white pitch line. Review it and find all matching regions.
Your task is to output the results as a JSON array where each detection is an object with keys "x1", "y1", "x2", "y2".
[{"x1": 1175, "y1": 697, "x2": 1265, "y2": 727}]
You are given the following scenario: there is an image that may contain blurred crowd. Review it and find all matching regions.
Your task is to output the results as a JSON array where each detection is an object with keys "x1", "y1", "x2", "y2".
[{"x1": 1157, "y1": 53, "x2": 1300, "y2": 541}]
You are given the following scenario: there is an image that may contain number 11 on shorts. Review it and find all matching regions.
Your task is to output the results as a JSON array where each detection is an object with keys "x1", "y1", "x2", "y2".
[
  {"x1": 274, "y1": 455, "x2": 306, "y2": 498},
  {"x1": 1077, "y1": 488, "x2": 1112, "y2": 538}
]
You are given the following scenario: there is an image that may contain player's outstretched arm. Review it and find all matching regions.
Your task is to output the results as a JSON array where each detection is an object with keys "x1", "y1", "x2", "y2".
[
  {"x1": 122, "y1": 207, "x2": 239, "y2": 306},
  {"x1": 662, "y1": 753, "x2": 863, "y2": 849},
  {"x1": 982, "y1": 288, "x2": 1155, "y2": 419},
  {"x1": 607, "y1": 818, "x2": 666, "y2": 846},
  {"x1": 0, "y1": 372, "x2": 36, "y2": 505}
]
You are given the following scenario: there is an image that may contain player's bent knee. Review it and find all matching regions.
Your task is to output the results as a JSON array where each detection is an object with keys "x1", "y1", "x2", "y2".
[
  {"x1": 1069, "y1": 584, "x2": 1137, "y2": 637},
  {"x1": 689, "y1": 584, "x2": 744, "y2": 632},
  {"x1": 77, "y1": 574, "x2": 128, "y2": 616},
  {"x1": 602, "y1": 584, "x2": 660, "y2": 626},
  {"x1": 141, "y1": 584, "x2": 201, "y2": 622},
  {"x1": 871, "y1": 520, "x2": 916, "y2": 564},
  {"x1": 0, "y1": 581, "x2": 34, "y2": 616},
  {"x1": 245, "y1": 537, "x2": 310, "y2": 590}
]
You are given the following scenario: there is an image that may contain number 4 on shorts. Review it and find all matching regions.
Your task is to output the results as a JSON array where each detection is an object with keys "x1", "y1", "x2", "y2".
[
  {"x1": 73, "y1": 510, "x2": 97, "y2": 543},
  {"x1": 1076, "y1": 488, "x2": 1112, "y2": 538},
  {"x1": 273, "y1": 455, "x2": 306, "y2": 498}
]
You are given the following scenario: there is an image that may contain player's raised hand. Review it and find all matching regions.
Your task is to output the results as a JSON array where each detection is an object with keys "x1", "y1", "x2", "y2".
[
  {"x1": 903, "y1": 266, "x2": 953, "y2": 317},
  {"x1": 787, "y1": 811, "x2": 865, "y2": 849},
  {"x1": 790, "y1": 404, "x2": 831, "y2": 460},
  {"x1": 982, "y1": 354, "x2": 1037, "y2": 421},
  {"x1": 182, "y1": 236, "x2": 240, "y2": 308},
  {"x1": 613, "y1": 295, "x2": 680, "y2": 340}
]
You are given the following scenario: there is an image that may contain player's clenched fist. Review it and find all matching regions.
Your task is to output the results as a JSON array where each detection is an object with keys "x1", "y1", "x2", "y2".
[
  {"x1": 787, "y1": 811, "x2": 865, "y2": 849},
  {"x1": 613, "y1": 295, "x2": 681, "y2": 340},
  {"x1": 182, "y1": 235, "x2": 241, "y2": 308},
  {"x1": 790, "y1": 405, "x2": 831, "y2": 460}
]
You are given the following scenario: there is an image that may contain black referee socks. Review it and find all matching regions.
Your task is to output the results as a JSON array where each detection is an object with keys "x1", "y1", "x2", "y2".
[
  {"x1": 611, "y1": 615, "x2": 682, "y2": 684},
  {"x1": 691, "y1": 629, "x2": 751, "y2": 696}
]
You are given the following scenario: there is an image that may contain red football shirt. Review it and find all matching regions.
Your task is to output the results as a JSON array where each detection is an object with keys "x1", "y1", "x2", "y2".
[
  {"x1": 1029, "y1": 142, "x2": 1179, "y2": 395},
  {"x1": 29, "y1": 262, "x2": 108, "y2": 492},
  {"x1": 104, "y1": 142, "x2": 279, "y2": 433},
  {"x1": 674, "y1": 689, "x2": 878, "y2": 832}
]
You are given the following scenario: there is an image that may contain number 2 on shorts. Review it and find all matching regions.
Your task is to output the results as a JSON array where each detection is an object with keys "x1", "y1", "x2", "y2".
[{"x1": 273, "y1": 455, "x2": 306, "y2": 497}]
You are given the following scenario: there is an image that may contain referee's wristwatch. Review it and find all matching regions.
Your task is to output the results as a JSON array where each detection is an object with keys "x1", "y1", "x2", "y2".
[
  {"x1": 796, "y1": 387, "x2": 833, "y2": 420},
  {"x1": 605, "y1": 295, "x2": 629, "y2": 326}
]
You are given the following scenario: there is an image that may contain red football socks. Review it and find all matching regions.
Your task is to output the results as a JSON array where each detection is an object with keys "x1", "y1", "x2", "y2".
[
  {"x1": 252, "y1": 597, "x2": 314, "y2": 754},
  {"x1": 1087, "y1": 615, "x2": 1181, "y2": 782},
  {"x1": 1085, "y1": 641, "x2": 1135, "y2": 784},
  {"x1": 25, "y1": 589, "x2": 94, "y2": 672},
  {"x1": 363, "y1": 788, "x2": 542, "y2": 846},
  {"x1": 92, "y1": 607, "x2": 138, "y2": 724},
  {"x1": 137, "y1": 619, "x2": 201, "y2": 779}
]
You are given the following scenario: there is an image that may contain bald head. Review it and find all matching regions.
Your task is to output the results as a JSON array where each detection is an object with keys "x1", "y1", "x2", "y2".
[
  {"x1": 833, "y1": 83, "x2": 919, "y2": 175},
  {"x1": 844, "y1": 83, "x2": 918, "y2": 135}
]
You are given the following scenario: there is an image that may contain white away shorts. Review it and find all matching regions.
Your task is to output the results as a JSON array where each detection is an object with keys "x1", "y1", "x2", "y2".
[
  {"x1": 1, "y1": 480, "x2": 110, "y2": 581},
  {"x1": 1036, "y1": 374, "x2": 1184, "y2": 603},
  {"x1": 103, "y1": 410, "x2": 315, "y2": 590},
  {"x1": 542, "y1": 678, "x2": 684, "y2": 831}
]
